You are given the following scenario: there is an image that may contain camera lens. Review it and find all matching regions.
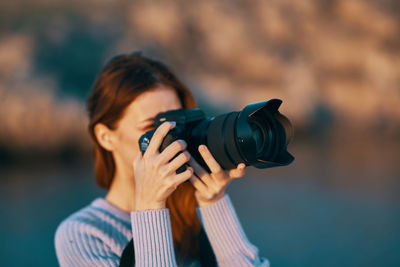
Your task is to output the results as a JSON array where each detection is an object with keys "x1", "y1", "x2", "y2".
[
  {"x1": 249, "y1": 120, "x2": 266, "y2": 157},
  {"x1": 204, "y1": 99, "x2": 294, "y2": 169}
]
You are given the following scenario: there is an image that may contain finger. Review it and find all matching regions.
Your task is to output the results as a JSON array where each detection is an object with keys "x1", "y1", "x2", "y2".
[
  {"x1": 158, "y1": 139, "x2": 187, "y2": 165},
  {"x1": 189, "y1": 157, "x2": 219, "y2": 190},
  {"x1": 229, "y1": 163, "x2": 246, "y2": 179},
  {"x1": 189, "y1": 175, "x2": 208, "y2": 193},
  {"x1": 171, "y1": 167, "x2": 193, "y2": 185},
  {"x1": 198, "y1": 145, "x2": 223, "y2": 174},
  {"x1": 188, "y1": 157, "x2": 208, "y2": 178},
  {"x1": 145, "y1": 121, "x2": 176, "y2": 156},
  {"x1": 164, "y1": 151, "x2": 191, "y2": 174}
]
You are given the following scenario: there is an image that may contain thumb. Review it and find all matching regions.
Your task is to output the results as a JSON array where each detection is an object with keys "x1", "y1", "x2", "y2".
[{"x1": 229, "y1": 163, "x2": 246, "y2": 179}]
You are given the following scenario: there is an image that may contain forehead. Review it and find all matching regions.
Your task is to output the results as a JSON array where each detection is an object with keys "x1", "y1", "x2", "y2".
[{"x1": 125, "y1": 85, "x2": 183, "y2": 121}]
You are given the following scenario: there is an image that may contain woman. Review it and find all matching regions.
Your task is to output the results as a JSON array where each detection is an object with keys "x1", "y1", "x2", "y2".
[{"x1": 54, "y1": 52, "x2": 270, "y2": 267}]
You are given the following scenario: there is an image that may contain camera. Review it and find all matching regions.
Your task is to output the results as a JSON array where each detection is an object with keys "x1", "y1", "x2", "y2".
[{"x1": 139, "y1": 99, "x2": 294, "y2": 173}]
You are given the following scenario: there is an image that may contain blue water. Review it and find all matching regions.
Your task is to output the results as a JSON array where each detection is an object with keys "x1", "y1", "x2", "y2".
[{"x1": 1, "y1": 140, "x2": 399, "y2": 266}]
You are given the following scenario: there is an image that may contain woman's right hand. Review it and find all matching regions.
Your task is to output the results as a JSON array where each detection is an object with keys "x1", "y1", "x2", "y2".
[{"x1": 132, "y1": 121, "x2": 193, "y2": 211}]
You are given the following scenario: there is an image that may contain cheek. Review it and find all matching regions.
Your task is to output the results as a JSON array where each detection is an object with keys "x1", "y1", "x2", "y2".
[{"x1": 116, "y1": 130, "x2": 142, "y2": 166}]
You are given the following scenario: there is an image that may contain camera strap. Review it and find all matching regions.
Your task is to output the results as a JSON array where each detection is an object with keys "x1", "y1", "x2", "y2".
[
  {"x1": 119, "y1": 239, "x2": 134, "y2": 267},
  {"x1": 118, "y1": 228, "x2": 217, "y2": 267}
]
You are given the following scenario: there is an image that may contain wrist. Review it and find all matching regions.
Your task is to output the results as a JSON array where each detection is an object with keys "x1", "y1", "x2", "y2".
[
  {"x1": 135, "y1": 201, "x2": 166, "y2": 211},
  {"x1": 196, "y1": 192, "x2": 225, "y2": 207}
]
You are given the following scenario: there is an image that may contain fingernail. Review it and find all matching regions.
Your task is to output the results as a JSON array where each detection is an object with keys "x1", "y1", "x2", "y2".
[
  {"x1": 180, "y1": 139, "x2": 187, "y2": 147},
  {"x1": 170, "y1": 121, "x2": 176, "y2": 127},
  {"x1": 239, "y1": 163, "x2": 245, "y2": 169},
  {"x1": 199, "y1": 145, "x2": 205, "y2": 152}
]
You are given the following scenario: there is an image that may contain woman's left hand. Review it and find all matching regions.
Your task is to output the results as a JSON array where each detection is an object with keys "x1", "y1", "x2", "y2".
[{"x1": 189, "y1": 145, "x2": 246, "y2": 207}]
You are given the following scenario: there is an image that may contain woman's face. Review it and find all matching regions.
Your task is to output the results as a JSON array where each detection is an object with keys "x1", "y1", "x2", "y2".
[{"x1": 112, "y1": 84, "x2": 183, "y2": 174}]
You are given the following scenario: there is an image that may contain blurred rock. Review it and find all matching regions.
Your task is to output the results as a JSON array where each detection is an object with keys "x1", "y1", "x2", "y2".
[{"x1": 0, "y1": 0, "x2": 399, "y2": 160}]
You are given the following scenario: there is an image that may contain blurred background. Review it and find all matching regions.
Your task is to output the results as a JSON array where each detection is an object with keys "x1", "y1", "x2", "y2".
[{"x1": 1, "y1": 0, "x2": 399, "y2": 266}]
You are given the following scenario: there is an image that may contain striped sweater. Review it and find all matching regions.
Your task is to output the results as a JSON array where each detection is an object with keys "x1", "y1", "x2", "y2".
[{"x1": 55, "y1": 194, "x2": 270, "y2": 266}]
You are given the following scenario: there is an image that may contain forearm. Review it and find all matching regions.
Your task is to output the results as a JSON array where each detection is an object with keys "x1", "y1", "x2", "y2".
[
  {"x1": 197, "y1": 194, "x2": 270, "y2": 267},
  {"x1": 131, "y1": 208, "x2": 177, "y2": 267}
]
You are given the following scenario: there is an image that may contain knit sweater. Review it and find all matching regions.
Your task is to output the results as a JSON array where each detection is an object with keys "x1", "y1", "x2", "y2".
[{"x1": 55, "y1": 194, "x2": 270, "y2": 266}]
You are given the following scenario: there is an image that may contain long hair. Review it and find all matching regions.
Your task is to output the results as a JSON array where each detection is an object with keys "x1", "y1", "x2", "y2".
[{"x1": 86, "y1": 52, "x2": 215, "y2": 265}]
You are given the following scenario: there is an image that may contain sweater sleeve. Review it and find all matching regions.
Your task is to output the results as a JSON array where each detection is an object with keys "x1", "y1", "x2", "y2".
[
  {"x1": 130, "y1": 208, "x2": 177, "y2": 266},
  {"x1": 55, "y1": 209, "x2": 178, "y2": 267},
  {"x1": 197, "y1": 194, "x2": 270, "y2": 267},
  {"x1": 55, "y1": 220, "x2": 120, "y2": 267}
]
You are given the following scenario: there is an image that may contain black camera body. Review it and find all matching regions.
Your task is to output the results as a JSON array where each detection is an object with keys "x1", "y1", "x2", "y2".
[{"x1": 139, "y1": 99, "x2": 294, "y2": 173}]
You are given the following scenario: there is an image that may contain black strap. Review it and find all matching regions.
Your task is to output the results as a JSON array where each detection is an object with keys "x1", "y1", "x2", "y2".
[
  {"x1": 119, "y1": 239, "x2": 134, "y2": 267},
  {"x1": 119, "y1": 228, "x2": 216, "y2": 267}
]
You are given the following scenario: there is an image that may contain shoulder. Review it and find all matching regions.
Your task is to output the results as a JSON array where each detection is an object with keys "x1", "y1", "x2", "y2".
[
  {"x1": 55, "y1": 198, "x2": 129, "y2": 243},
  {"x1": 55, "y1": 200, "x2": 102, "y2": 250},
  {"x1": 54, "y1": 199, "x2": 129, "y2": 266},
  {"x1": 55, "y1": 199, "x2": 101, "y2": 234},
  {"x1": 54, "y1": 198, "x2": 131, "y2": 257}
]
